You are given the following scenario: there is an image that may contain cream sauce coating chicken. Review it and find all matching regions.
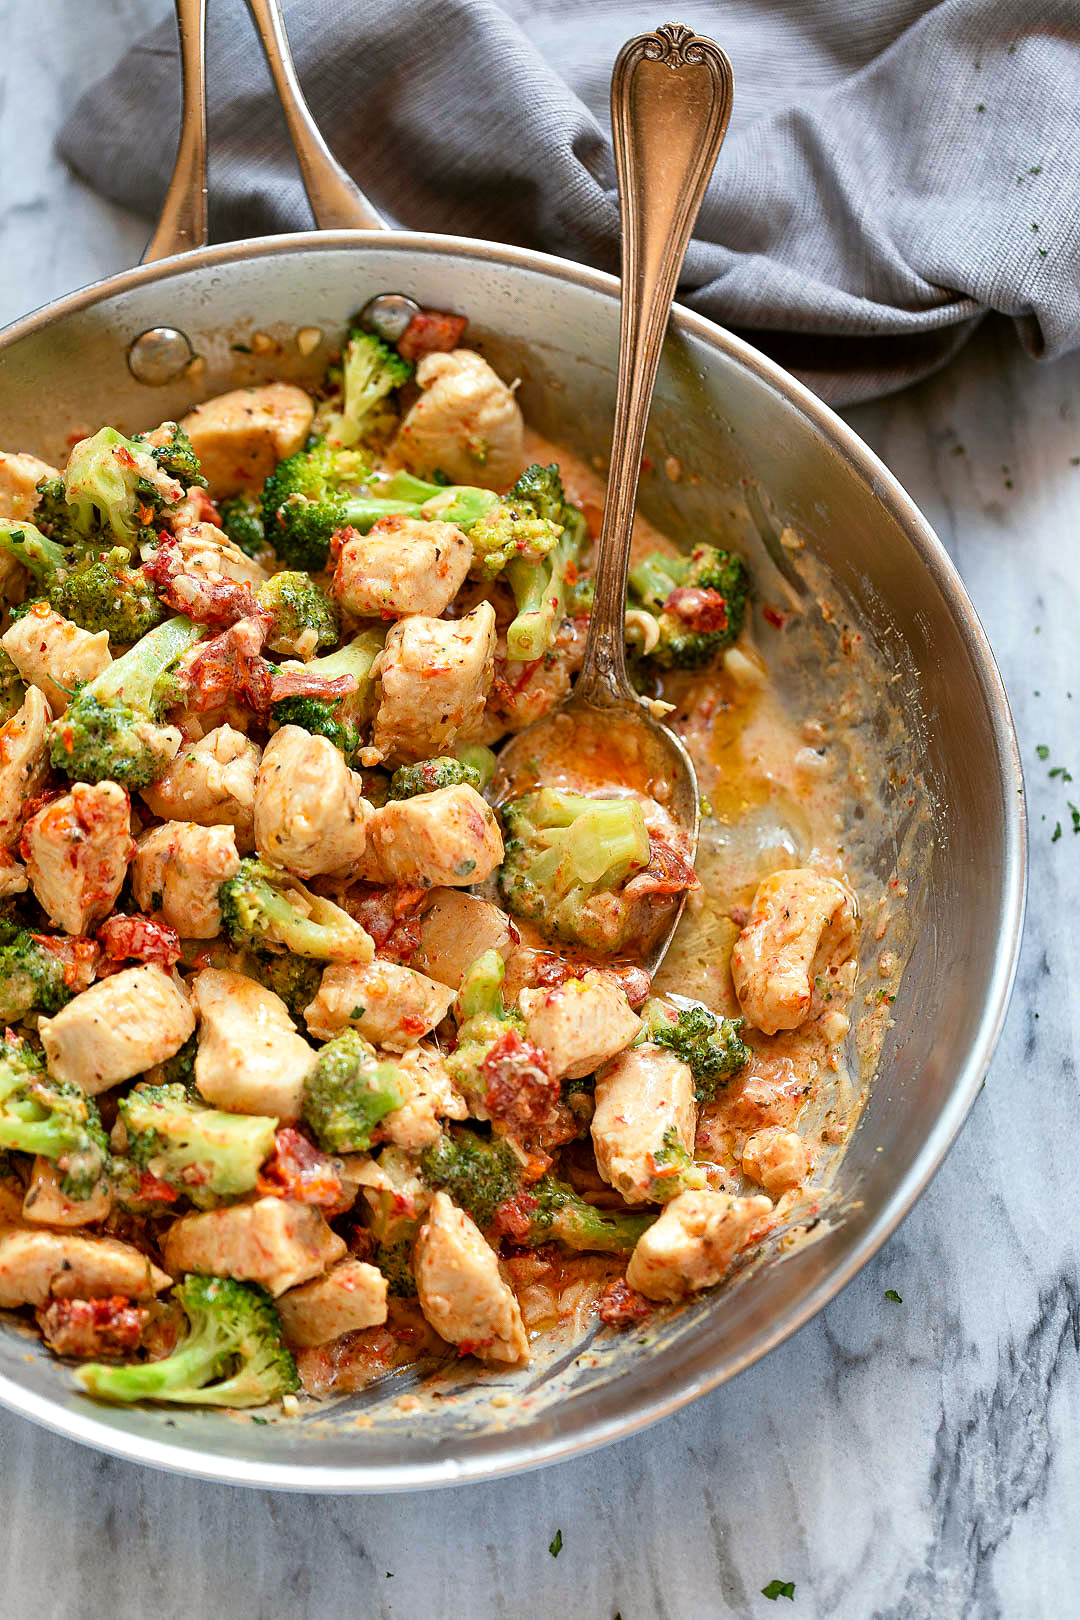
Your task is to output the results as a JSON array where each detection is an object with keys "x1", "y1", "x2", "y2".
[{"x1": 0, "y1": 322, "x2": 886, "y2": 1415}]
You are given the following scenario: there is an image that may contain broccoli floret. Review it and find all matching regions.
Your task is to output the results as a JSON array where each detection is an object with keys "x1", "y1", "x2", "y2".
[
  {"x1": 218, "y1": 858, "x2": 372, "y2": 960},
  {"x1": 77, "y1": 1273, "x2": 299, "y2": 1408},
  {"x1": 0, "y1": 1033, "x2": 108, "y2": 1199},
  {"x1": 643, "y1": 1000, "x2": 752, "y2": 1103},
  {"x1": 217, "y1": 494, "x2": 266, "y2": 558},
  {"x1": 246, "y1": 952, "x2": 323, "y2": 1016},
  {"x1": 388, "y1": 756, "x2": 482, "y2": 800},
  {"x1": 446, "y1": 950, "x2": 524, "y2": 1107},
  {"x1": 646, "y1": 1124, "x2": 708, "y2": 1202},
  {"x1": 141, "y1": 422, "x2": 205, "y2": 488},
  {"x1": 0, "y1": 650, "x2": 25, "y2": 724},
  {"x1": 0, "y1": 932, "x2": 78, "y2": 1022},
  {"x1": 153, "y1": 1033, "x2": 199, "y2": 1093},
  {"x1": 119, "y1": 1083, "x2": 276, "y2": 1209},
  {"x1": 63, "y1": 426, "x2": 185, "y2": 550},
  {"x1": 0, "y1": 519, "x2": 69, "y2": 585},
  {"x1": 628, "y1": 545, "x2": 750, "y2": 670},
  {"x1": 359, "y1": 1145, "x2": 425, "y2": 1295},
  {"x1": 420, "y1": 1126, "x2": 655, "y2": 1254},
  {"x1": 262, "y1": 445, "x2": 495, "y2": 572},
  {"x1": 454, "y1": 743, "x2": 496, "y2": 792},
  {"x1": 48, "y1": 547, "x2": 165, "y2": 642},
  {"x1": 491, "y1": 465, "x2": 588, "y2": 662},
  {"x1": 374, "y1": 1235, "x2": 418, "y2": 1298},
  {"x1": 320, "y1": 329, "x2": 412, "y2": 450},
  {"x1": 301, "y1": 1028, "x2": 404, "y2": 1154},
  {"x1": 32, "y1": 476, "x2": 86, "y2": 548},
  {"x1": 497, "y1": 789, "x2": 652, "y2": 953},
  {"x1": 49, "y1": 614, "x2": 205, "y2": 788},
  {"x1": 466, "y1": 502, "x2": 562, "y2": 581},
  {"x1": 271, "y1": 627, "x2": 385, "y2": 759},
  {"x1": 257, "y1": 571, "x2": 338, "y2": 656}
]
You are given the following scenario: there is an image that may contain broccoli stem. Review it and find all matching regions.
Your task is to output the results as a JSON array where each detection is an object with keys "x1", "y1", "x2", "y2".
[
  {"x1": 88, "y1": 615, "x2": 204, "y2": 713},
  {"x1": 79, "y1": 1343, "x2": 224, "y2": 1403}
]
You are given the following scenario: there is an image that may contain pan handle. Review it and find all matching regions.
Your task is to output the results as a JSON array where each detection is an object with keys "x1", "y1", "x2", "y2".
[
  {"x1": 143, "y1": 0, "x2": 388, "y2": 263},
  {"x1": 142, "y1": 0, "x2": 209, "y2": 263},
  {"x1": 244, "y1": 0, "x2": 389, "y2": 232}
]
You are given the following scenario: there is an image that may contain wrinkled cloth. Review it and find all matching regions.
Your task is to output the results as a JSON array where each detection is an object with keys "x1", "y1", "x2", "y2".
[{"x1": 60, "y1": 0, "x2": 1080, "y2": 404}]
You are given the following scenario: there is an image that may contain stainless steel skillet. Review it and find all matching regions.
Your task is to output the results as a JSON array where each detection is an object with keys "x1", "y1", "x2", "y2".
[{"x1": 0, "y1": 4, "x2": 1025, "y2": 1490}]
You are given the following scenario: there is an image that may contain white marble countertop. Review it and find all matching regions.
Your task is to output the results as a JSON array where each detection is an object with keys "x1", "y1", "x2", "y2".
[{"x1": 1, "y1": 5, "x2": 1077, "y2": 1617}]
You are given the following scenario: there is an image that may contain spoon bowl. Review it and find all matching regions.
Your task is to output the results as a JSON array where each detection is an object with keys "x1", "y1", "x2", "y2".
[{"x1": 492, "y1": 23, "x2": 733, "y2": 976}]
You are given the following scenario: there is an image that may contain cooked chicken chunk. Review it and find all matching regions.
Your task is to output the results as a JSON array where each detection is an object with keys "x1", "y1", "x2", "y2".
[
  {"x1": 141, "y1": 724, "x2": 260, "y2": 851},
  {"x1": 132, "y1": 820, "x2": 240, "y2": 938},
  {"x1": 162, "y1": 1196, "x2": 345, "y2": 1296},
  {"x1": 731, "y1": 868, "x2": 857, "y2": 1035},
  {"x1": 180, "y1": 382, "x2": 315, "y2": 498},
  {"x1": 0, "y1": 852, "x2": 27, "y2": 897},
  {"x1": 22, "y1": 1158, "x2": 112, "y2": 1227},
  {"x1": 332, "y1": 514, "x2": 472, "y2": 620},
  {"x1": 0, "y1": 449, "x2": 58, "y2": 522},
  {"x1": 303, "y1": 960, "x2": 455, "y2": 1051},
  {"x1": 371, "y1": 602, "x2": 495, "y2": 764},
  {"x1": 192, "y1": 967, "x2": 317, "y2": 1120},
  {"x1": 393, "y1": 349, "x2": 524, "y2": 490},
  {"x1": 413, "y1": 891, "x2": 519, "y2": 988},
  {"x1": 625, "y1": 1189, "x2": 773, "y2": 1302},
  {"x1": 382, "y1": 1046, "x2": 468, "y2": 1151},
  {"x1": 415, "y1": 1191, "x2": 528, "y2": 1363},
  {"x1": 22, "y1": 781, "x2": 134, "y2": 935},
  {"x1": 2, "y1": 604, "x2": 111, "y2": 715},
  {"x1": 276, "y1": 1258, "x2": 388, "y2": 1348},
  {"x1": 741, "y1": 1127, "x2": 811, "y2": 1196},
  {"x1": 254, "y1": 725, "x2": 372, "y2": 879},
  {"x1": 0, "y1": 1229, "x2": 170, "y2": 1307},
  {"x1": 39, "y1": 965, "x2": 196, "y2": 1094},
  {"x1": 171, "y1": 522, "x2": 270, "y2": 587},
  {"x1": 0, "y1": 685, "x2": 51, "y2": 849},
  {"x1": 519, "y1": 971, "x2": 642, "y2": 1080},
  {"x1": 361, "y1": 785, "x2": 503, "y2": 889},
  {"x1": 591, "y1": 1043, "x2": 696, "y2": 1205}
]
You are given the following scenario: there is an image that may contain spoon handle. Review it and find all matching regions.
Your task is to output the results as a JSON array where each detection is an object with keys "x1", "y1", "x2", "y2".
[
  {"x1": 577, "y1": 24, "x2": 733, "y2": 706},
  {"x1": 142, "y1": 0, "x2": 208, "y2": 263}
]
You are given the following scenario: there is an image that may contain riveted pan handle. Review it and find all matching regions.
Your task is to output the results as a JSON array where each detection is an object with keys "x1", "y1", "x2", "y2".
[{"x1": 143, "y1": 0, "x2": 388, "y2": 263}]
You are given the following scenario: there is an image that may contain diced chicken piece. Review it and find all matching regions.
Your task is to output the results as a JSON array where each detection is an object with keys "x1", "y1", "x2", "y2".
[
  {"x1": 332, "y1": 514, "x2": 472, "y2": 620},
  {"x1": 22, "y1": 781, "x2": 134, "y2": 935},
  {"x1": 39, "y1": 965, "x2": 195, "y2": 1095},
  {"x1": 382, "y1": 1046, "x2": 468, "y2": 1151},
  {"x1": 0, "y1": 852, "x2": 26, "y2": 897},
  {"x1": 0, "y1": 685, "x2": 51, "y2": 849},
  {"x1": 371, "y1": 602, "x2": 495, "y2": 764},
  {"x1": 162, "y1": 1196, "x2": 346, "y2": 1296},
  {"x1": 303, "y1": 960, "x2": 455, "y2": 1051},
  {"x1": 22, "y1": 1157, "x2": 113, "y2": 1227},
  {"x1": 2, "y1": 604, "x2": 111, "y2": 715},
  {"x1": 591, "y1": 1043, "x2": 696, "y2": 1205},
  {"x1": 361, "y1": 785, "x2": 503, "y2": 889},
  {"x1": 0, "y1": 1228, "x2": 170, "y2": 1308},
  {"x1": 132, "y1": 820, "x2": 240, "y2": 938},
  {"x1": 413, "y1": 891, "x2": 519, "y2": 988},
  {"x1": 731, "y1": 868, "x2": 858, "y2": 1035},
  {"x1": 0, "y1": 449, "x2": 58, "y2": 522},
  {"x1": 519, "y1": 971, "x2": 642, "y2": 1081},
  {"x1": 172, "y1": 522, "x2": 270, "y2": 587},
  {"x1": 254, "y1": 725, "x2": 372, "y2": 879},
  {"x1": 625, "y1": 1189, "x2": 773, "y2": 1302},
  {"x1": 180, "y1": 383, "x2": 315, "y2": 498},
  {"x1": 393, "y1": 349, "x2": 524, "y2": 491},
  {"x1": 276, "y1": 1258, "x2": 388, "y2": 1348},
  {"x1": 141, "y1": 724, "x2": 260, "y2": 851},
  {"x1": 415, "y1": 1191, "x2": 528, "y2": 1363},
  {"x1": 192, "y1": 967, "x2": 317, "y2": 1120},
  {"x1": 741, "y1": 1127, "x2": 811, "y2": 1196}
]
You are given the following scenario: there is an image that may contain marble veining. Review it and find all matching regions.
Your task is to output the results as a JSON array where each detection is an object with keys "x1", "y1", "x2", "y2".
[{"x1": 0, "y1": 3, "x2": 1077, "y2": 1616}]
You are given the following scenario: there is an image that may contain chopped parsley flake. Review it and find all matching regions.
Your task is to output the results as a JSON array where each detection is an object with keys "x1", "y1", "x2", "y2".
[
  {"x1": 1036, "y1": 745, "x2": 1050, "y2": 759},
  {"x1": 949, "y1": 443, "x2": 965, "y2": 456},
  {"x1": 885, "y1": 1288, "x2": 903, "y2": 1303},
  {"x1": 762, "y1": 1580, "x2": 796, "y2": 1601},
  {"x1": 1049, "y1": 766, "x2": 1072, "y2": 782},
  {"x1": 1070, "y1": 802, "x2": 1080, "y2": 834},
  {"x1": 549, "y1": 1529, "x2": 563, "y2": 1558},
  {"x1": 350, "y1": 1004, "x2": 366, "y2": 1020},
  {"x1": 1052, "y1": 822, "x2": 1062, "y2": 843}
]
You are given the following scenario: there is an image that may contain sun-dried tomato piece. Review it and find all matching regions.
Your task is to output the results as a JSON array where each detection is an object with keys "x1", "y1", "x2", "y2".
[
  {"x1": 36, "y1": 1295, "x2": 150, "y2": 1359},
  {"x1": 177, "y1": 613, "x2": 275, "y2": 711},
  {"x1": 482, "y1": 1029, "x2": 563, "y2": 1151},
  {"x1": 663, "y1": 585, "x2": 729, "y2": 634},
  {"x1": 265, "y1": 666, "x2": 358, "y2": 704},
  {"x1": 490, "y1": 1190, "x2": 540, "y2": 1243},
  {"x1": 396, "y1": 309, "x2": 468, "y2": 365},
  {"x1": 531, "y1": 955, "x2": 652, "y2": 1010},
  {"x1": 339, "y1": 884, "x2": 426, "y2": 961},
  {"x1": 257, "y1": 1127, "x2": 345, "y2": 1208},
  {"x1": 597, "y1": 1278, "x2": 652, "y2": 1327},
  {"x1": 623, "y1": 838, "x2": 699, "y2": 901},
  {"x1": 143, "y1": 532, "x2": 263, "y2": 627},
  {"x1": 97, "y1": 913, "x2": 182, "y2": 968}
]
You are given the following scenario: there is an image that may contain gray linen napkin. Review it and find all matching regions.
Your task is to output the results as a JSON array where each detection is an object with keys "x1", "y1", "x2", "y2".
[{"x1": 59, "y1": 0, "x2": 1080, "y2": 405}]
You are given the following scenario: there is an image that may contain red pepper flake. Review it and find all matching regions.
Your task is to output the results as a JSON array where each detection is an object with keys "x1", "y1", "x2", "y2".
[{"x1": 763, "y1": 605, "x2": 787, "y2": 630}]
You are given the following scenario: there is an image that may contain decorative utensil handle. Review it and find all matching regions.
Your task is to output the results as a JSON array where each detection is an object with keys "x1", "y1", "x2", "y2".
[
  {"x1": 577, "y1": 23, "x2": 733, "y2": 707},
  {"x1": 142, "y1": 0, "x2": 209, "y2": 263}
]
